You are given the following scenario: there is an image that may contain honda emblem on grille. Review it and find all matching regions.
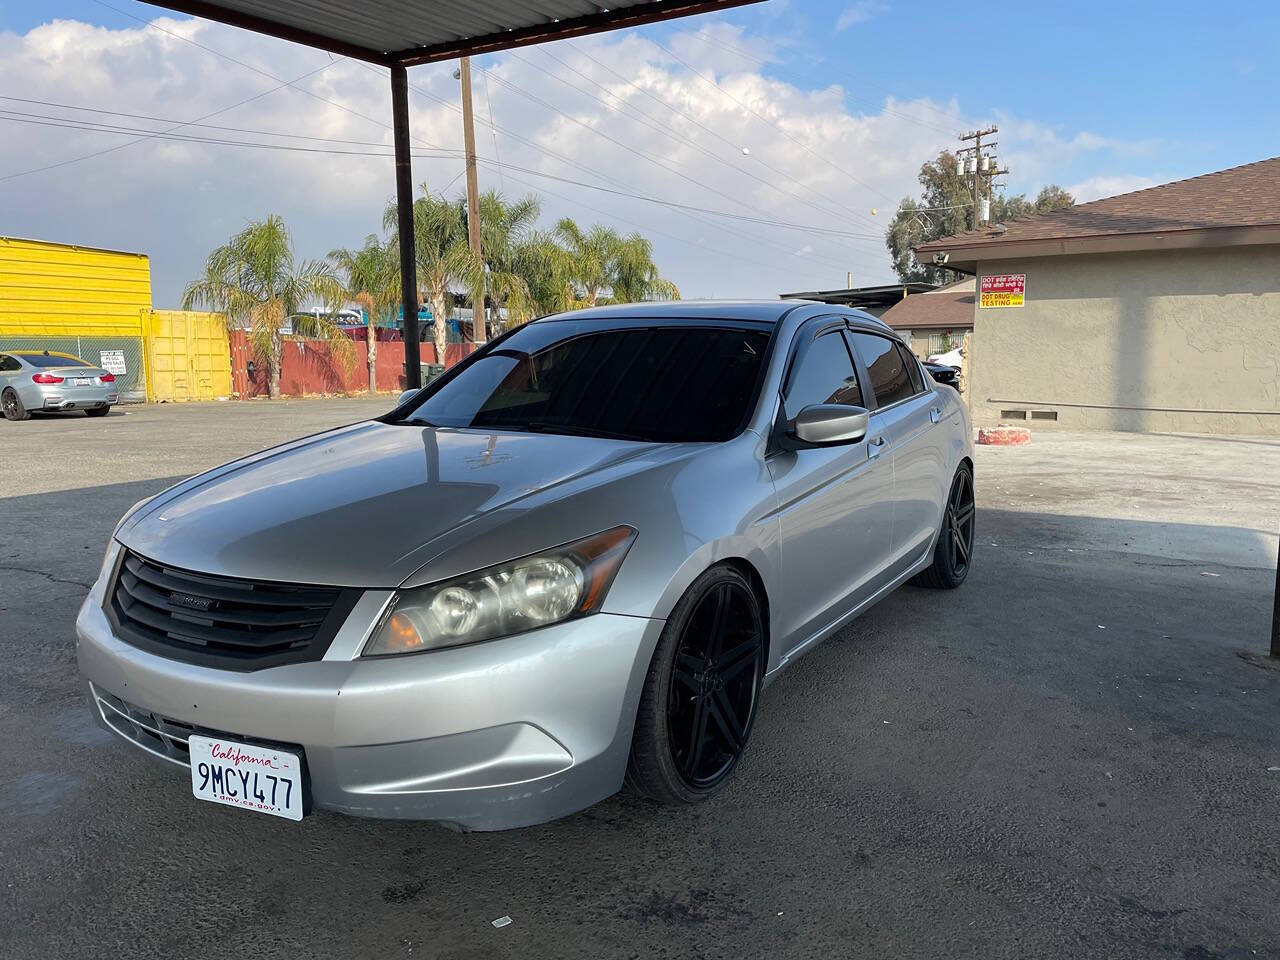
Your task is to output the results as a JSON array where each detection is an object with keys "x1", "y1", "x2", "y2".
[{"x1": 168, "y1": 591, "x2": 215, "y2": 612}]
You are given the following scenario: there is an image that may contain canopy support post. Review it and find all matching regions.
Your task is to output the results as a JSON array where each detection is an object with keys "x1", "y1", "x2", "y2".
[{"x1": 391, "y1": 63, "x2": 421, "y2": 388}]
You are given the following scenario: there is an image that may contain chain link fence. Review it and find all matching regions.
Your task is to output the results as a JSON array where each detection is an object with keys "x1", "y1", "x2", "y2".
[{"x1": 0, "y1": 335, "x2": 147, "y2": 402}]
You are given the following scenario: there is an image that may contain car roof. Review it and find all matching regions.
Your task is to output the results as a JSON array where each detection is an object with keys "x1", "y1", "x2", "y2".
[{"x1": 534, "y1": 299, "x2": 890, "y2": 328}]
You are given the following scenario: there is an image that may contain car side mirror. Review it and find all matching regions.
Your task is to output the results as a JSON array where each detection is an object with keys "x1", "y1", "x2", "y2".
[
  {"x1": 397, "y1": 389, "x2": 418, "y2": 406},
  {"x1": 790, "y1": 404, "x2": 869, "y2": 446}
]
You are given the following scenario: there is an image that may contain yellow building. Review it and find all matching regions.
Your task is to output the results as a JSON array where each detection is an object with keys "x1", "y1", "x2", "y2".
[
  {"x1": 0, "y1": 236, "x2": 232, "y2": 403},
  {"x1": 0, "y1": 236, "x2": 152, "y2": 401}
]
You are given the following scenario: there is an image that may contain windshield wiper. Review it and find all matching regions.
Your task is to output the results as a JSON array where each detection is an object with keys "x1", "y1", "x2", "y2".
[{"x1": 521, "y1": 420, "x2": 650, "y2": 442}]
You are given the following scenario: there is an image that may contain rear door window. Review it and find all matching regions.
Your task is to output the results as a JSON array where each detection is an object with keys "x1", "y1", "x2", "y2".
[
  {"x1": 783, "y1": 330, "x2": 863, "y2": 420},
  {"x1": 848, "y1": 332, "x2": 915, "y2": 409},
  {"x1": 899, "y1": 343, "x2": 926, "y2": 393}
]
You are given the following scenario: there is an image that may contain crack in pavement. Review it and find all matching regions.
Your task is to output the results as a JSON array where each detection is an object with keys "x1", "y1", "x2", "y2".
[{"x1": 0, "y1": 565, "x2": 93, "y2": 591}]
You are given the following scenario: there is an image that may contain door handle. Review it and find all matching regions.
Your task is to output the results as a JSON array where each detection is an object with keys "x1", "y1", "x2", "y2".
[
  {"x1": 929, "y1": 407, "x2": 942, "y2": 424},
  {"x1": 867, "y1": 436, "x2": 887, "y2": 459}
]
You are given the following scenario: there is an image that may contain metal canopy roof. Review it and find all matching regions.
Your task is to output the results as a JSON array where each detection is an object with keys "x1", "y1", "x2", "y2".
[{"x1": 143, "y1": 0, "x2": 762, "y2": 66}]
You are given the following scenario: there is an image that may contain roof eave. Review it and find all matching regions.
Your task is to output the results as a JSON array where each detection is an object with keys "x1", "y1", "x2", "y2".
[{"x1": 916, "y1": 224, "x2": 1280, "y2": 264}]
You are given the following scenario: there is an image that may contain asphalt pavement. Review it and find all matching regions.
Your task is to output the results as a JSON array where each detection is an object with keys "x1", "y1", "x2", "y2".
[{"x1": 2, "y1": 400, "x2": 1277, "y2": 959}]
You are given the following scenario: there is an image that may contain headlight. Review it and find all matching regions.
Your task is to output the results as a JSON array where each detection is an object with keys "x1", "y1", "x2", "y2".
[{"x1": 363, "y1": 526, "x2": 636, "y2": 656}]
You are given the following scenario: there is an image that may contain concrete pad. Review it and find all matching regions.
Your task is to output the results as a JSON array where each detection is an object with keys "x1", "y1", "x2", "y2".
[{"x1": 1, "y1": 405, "x2": 1277, "y2": 959}]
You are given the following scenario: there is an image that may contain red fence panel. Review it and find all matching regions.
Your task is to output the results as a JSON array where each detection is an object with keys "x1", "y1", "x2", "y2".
[{"x1": 228, "y1": 334, "x2": 475, "y2": 398}]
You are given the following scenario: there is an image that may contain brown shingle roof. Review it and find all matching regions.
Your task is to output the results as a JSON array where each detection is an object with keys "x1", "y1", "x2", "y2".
[
  {"x1": 917, "y1": 156, "x2": 1280, "y2": 258},
  {"x1": 880, "y1": 286, "x2": 974, "y2": 331}
]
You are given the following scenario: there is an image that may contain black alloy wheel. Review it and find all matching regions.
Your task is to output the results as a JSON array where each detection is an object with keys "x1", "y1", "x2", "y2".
[
  {"x1": 2, "y1": 389, "x2": 29, "y2": 422},
  {"x1": 627, "y1": 566, "x2": 765, "y2": 803},
  {"x1": 945, "y1": 467, "x2": 976, "y2": 576},
  {"x1": 667, "y1": 581, "x2": 763, "y2": 788},
  {"x1": 915, "y1": 462, "x2": 975, "y2": 589}
]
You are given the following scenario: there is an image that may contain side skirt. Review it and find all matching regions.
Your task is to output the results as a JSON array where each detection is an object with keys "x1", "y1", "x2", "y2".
[{"x1": 763, "y1": 539, "x2": 936, "y2": 685}]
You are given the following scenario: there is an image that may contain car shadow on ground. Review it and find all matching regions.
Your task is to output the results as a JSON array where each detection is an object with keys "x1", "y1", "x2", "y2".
[{"x1": 1, "y1": 489, "x2": 1277, "y2": 960}]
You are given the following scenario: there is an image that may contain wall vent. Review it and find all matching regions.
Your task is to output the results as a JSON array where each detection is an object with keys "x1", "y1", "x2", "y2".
[
  {"x1": 1000, "y1": 409, "x2": 1028, "y2": 420},
  {"x1": 1030, "y1": 410, "x2": 1059, "y2": 421}
]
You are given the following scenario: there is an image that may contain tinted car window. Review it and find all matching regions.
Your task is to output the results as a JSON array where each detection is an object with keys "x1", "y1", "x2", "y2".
[
  {"x1": 406, "y1": 326, "x2": 769, "y2": 443},
  {"x1": 783, "y1": 330, "x2": 862, "y2": 420},
  {"x1": 22, "y1": 354, "x2": 89, "y2": 368},
  {"x1": 848, "y1": 332, "x2": 914, "y2": 408},
  {"x1": 0, "y1": 355, "x2": 19, "y2": 371},
  {"x1": 900, "y1": 343, "x2": 926, "y2": 393}
]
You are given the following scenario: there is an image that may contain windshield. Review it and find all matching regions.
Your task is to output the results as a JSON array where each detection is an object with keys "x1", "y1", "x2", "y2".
[
  {"x1": 402, "y1": 323, "x2": 770, "y2": 443},
  {"x1": 22, "y1": 354, "x2": 90, "y2": 368}
]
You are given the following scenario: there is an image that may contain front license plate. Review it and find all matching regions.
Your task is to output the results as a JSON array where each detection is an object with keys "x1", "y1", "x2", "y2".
[
  {"x1": 188, "y1": 735, "x2": 304, "y2": 821},
  {"x1": 74, "y1": 377, "x2": 92, "y2": 386}
]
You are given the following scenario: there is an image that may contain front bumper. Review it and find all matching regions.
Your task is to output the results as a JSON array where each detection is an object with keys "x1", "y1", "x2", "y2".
[{"x1": 75, "y1": 563, "x2": 663, "y2": 830}]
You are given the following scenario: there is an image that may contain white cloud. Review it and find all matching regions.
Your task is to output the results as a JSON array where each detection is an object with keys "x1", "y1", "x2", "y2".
[
  {"x1": 0, "y1": 14, "x2": 1149, "y2": 305},
  {"x1": 1066, "y1": 174, "x2": 1164, "y2": 203},
  {"x1": 835, "y1": 2, "x2": 885, "y2": 31}
]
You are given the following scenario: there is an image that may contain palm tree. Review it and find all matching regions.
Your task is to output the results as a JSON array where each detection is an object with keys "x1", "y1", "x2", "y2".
[
  {"x1": 511, "y1": 231, "x2": 575, "y2": 316},
  {"x1": 329, "y1": 235, "x2": 399, "y2": 395},
  {"x1": 183, "y1": 215, "x2": 350, "y2": 399},
  {"x1": 554, "y1": 219, "x2": 616, "y2": 308},
  {"x1": 384, "y1": 189, "x2": 475, "y2": 366},
  {"x1": 554, "y1": 219, "x2": 679, "y2": 307},
  {"x1": 468, "y1": 191, "x2": 541, "y2": 333},
  {"x1": 384, "y1": 186, "x2": 536, "y2": 362},
  {"x1": 611, "y1": 231, "x2": 680, "y2": 303}
]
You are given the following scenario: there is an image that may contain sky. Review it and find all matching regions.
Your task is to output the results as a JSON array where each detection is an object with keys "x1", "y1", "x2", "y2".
[{"x1": 1, "y1": 0, "x2": 1277, "y2": 307}]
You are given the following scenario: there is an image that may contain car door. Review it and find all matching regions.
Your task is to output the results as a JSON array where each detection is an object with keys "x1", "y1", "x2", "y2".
[
  {"x1": 0, "y1": 354, "x2": 18, "y2": 388},
  {"x1": 847, "y1": 330, "x2": 948, "y2": 574},
  {"x1": 766, "y1": 321, "x2": 895, "y2": 660}
]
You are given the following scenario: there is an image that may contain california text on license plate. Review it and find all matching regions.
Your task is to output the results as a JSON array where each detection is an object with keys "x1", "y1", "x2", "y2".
[{"x1": 188, "y1": 735, "x2": 304, "y2": 821}]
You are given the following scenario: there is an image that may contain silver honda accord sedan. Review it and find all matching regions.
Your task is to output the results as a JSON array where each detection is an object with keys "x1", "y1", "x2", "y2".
[{"x1": 76, "y1": 301, "x2": 974, "y2": 829}]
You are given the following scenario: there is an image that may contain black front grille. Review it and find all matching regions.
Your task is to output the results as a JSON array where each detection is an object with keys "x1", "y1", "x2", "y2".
[{"x1": 106, "y1": 550, "x2": 360, "y2": 670}]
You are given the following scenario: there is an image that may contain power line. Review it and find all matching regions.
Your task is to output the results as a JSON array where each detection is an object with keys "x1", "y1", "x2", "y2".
[
  {"x1": 350, "y1": 60, "x2": 864, "y2": 274},
  {"x1": 506, "y1": 47, "x2": 867, "y2": 231},
  {"x1": 683, "y1": 28, "x2": 963, "y2": 136},
  {"x1": 470, "y1": 157, "x2": 885, "y2": 240},
  {"x1": 88, "y1": 0, "x2": 443, "y2": 147},
  {"x1": 382, "y1": 63, "x2": 864, "y2": 273},
  {"x1": 0, "y1": 60, "x2": 340, "y2": 182},
  {"x1": 468, "y1": 59, "x2": 842, "y2": 242},
  {"x1": 0, "y1": 112, "x2": 447, "y2": 158},
  {"x1": 650, "y1": 37, "x2": 896, "y2": 205},
  {"x1": 0, "y1": 111, "x2": 888, "y2": 241},
  {"x1": 559, "y1": 40, "x2": 878, "y2": 229},
  {"x1": 0, "y1": 98, "x2": 399, "y2": 148},
  {"x1": 15, "y1": 6, "x2": 888, "y2": 276}
]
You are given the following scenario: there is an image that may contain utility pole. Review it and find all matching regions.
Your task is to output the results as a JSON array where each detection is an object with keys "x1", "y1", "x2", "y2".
[
  {"x1": 458, "y1": 56, "x2": 485, "y2": 344},
  {"x1": 957, "y1": 126, "x2": 1007, "y2": 229}
]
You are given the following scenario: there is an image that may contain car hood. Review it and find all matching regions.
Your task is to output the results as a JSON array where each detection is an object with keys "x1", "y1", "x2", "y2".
[{"x1": 117, "y1": 421, "x2": 668, "y2": 587}]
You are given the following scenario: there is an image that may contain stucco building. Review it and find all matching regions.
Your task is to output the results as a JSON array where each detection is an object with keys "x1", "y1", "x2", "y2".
[
  {"x1": 916, "y1": 157, "x2": 1280, "y2": 436},
  {"x1": 879, "y1": 278, "x2": 975, "y2": 359}
]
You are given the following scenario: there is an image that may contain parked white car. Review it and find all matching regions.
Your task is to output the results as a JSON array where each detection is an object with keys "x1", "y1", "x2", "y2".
[{"x1": 927, "y1": 346, "x2": 963, "y2": 369}]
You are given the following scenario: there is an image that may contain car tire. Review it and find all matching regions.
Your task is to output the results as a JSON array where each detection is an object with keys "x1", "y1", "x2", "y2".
[
  {"x1": 914, "y1": 462, "x2": 975, "y2": 589},
  {"x1": 85, "y1": 407, "x2": 110, "y2": 418},
  {"x1": 2, "y1": 388, "x2": 29, "y2": 422},
  {"x1": 626, "y1": 565, "x2": 765, "y2": 804}
]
